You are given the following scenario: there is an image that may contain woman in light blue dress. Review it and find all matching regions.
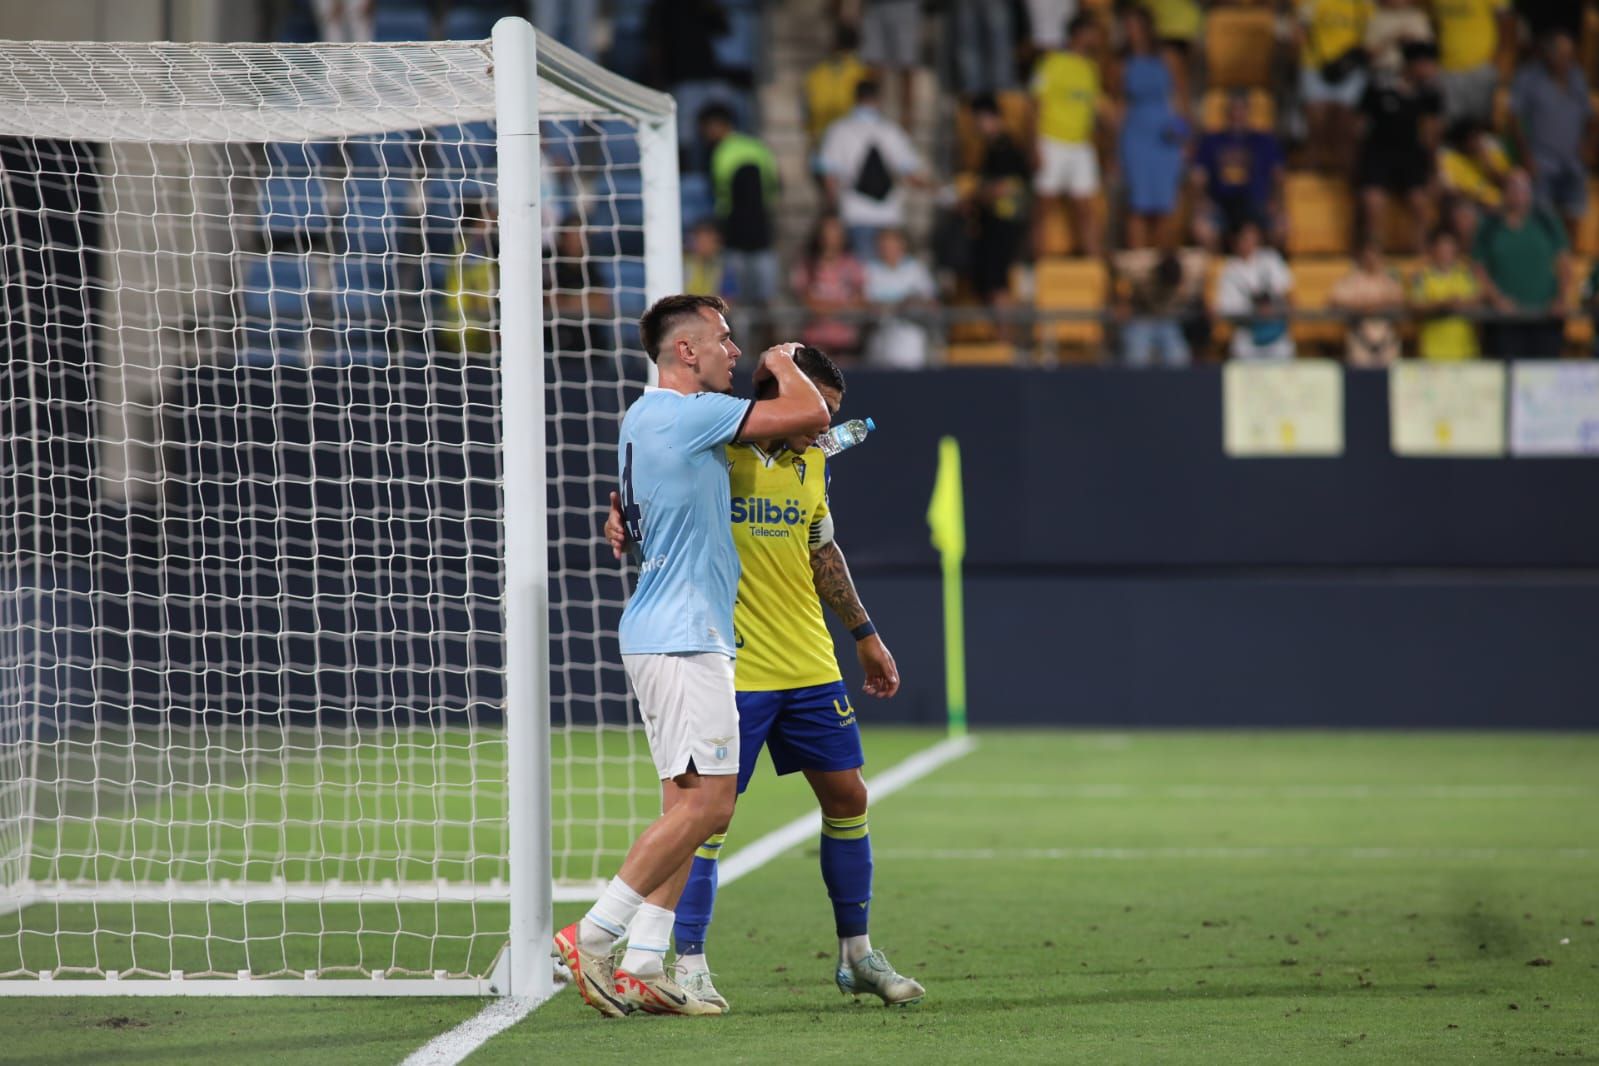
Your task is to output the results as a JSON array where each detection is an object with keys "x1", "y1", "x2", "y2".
[{"x1": 1118, "y1": 8, "x2": 1188, "y2": 249}]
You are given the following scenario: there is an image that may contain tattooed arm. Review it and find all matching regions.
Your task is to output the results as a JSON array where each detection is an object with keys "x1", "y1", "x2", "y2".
[{"x1": 811, "y1": 540, "x2": 900, "y2": 698}]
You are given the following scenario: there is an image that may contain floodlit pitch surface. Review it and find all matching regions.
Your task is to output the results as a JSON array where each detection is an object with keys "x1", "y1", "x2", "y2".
[{"x1": 3, "y1": 729, "x2": 1595, "y2": 1064}]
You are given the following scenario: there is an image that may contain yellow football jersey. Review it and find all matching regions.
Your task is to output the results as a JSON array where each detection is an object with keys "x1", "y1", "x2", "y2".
[{"x1": 726, "y1": 442, "x2": 842, "y2": 693}]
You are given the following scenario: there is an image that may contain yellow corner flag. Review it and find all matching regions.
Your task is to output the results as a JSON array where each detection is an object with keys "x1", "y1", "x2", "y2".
[{"x1": 927, "y1": 437, "x2": 966, "y2": 736}]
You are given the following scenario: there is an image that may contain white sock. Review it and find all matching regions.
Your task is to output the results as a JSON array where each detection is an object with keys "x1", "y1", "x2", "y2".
[
  {"x1": 579, "y1": 877, "x2": 643, "y2": 952},
  {"x1": 673, "y1": 951, "x2": 710, "y2": 978},
  {"x1": 619, "y1": 903, "x2": 674, "y2": 978},
  {"x1": 839, "y1": 934, "x2": 872, "y2": 966}
]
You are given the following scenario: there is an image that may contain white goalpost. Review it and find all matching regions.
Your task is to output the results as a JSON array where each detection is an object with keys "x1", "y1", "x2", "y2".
[{"x1": 0, "y1": 18, "x2": 680, "y2": 995}]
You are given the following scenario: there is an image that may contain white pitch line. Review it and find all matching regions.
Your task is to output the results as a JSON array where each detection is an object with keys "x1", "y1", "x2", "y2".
[
  {"x1": 400, "y1": 994, "x2": 545, "y2": 1066},
  {"x1": 875, "y1": 846, "x2": 1599, "y2": 862},
  {"x1": 917, "y1": 783, "x2": 1595, "y2": 800},
  {"x1": 720, "y1": 733, "x2": 978, "y2": 886},
  {"x1": 402, "y1": 733, "x2": 978, "y2": 1066}
]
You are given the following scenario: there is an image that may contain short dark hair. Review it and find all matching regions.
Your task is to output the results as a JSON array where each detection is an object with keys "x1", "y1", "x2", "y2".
[
  {"x1": 639, "y1": 294, "x2": 728, "y2": 363},
  {"x1": 756, "y1": 345, "x2": 847, "y2": 400},
  {"x1": 697, "y1": 102, "x2": 736, "y2": 129},
  {"x1": 854, "y1": 79, "x2": 881, "y2": 105},
  {"x1": 970, "y1": 92, "x2": 1000, "y2": 117},
  {"x1": 1067, "y1": 12, "x2": 1097, "y2": 41},
  {"x1": 835, "y1": 24, "x2": 859, "y2": 52},
  {"x1": 795, "y1": 345, "x2": 847, "y2": 395}
]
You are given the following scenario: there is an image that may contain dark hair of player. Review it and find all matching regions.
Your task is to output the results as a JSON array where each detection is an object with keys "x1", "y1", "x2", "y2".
[
  {"x1": 794, "y1": 344, "x2": 847, "y2": 395},
  {"x1": 854, "y1": 79, "x2": 881, "y2": 105},
  {"x1": 638, "y1": 293, "x2": 730, "y2": 364}
]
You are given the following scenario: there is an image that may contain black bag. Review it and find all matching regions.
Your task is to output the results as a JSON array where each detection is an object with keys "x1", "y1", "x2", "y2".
[{"x1": 854, "y1": 143, "x2": 895, "y2": 202}]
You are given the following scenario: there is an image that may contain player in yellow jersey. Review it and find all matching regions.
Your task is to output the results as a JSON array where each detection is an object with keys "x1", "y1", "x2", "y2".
[{"x1": 606, "y1": 346, "x2": 922, "y2": 1010}]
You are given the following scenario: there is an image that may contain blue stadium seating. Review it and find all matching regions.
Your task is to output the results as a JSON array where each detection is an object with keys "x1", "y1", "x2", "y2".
[
  {"x1": 345, "y1": 132, "x2": 426, "y2": 174},
  {"x1": 258, "y1": 173, "x2": 330, "y2": 239},
  {"x1": 443, "y1": 7, "x2": 496, "y2": 41},
  {"x1": 679, "y1": 172, "x2": 713, "y2": 229},
  {"x1": 372, "y1": 7, "x2": 435, "y2": 42}
]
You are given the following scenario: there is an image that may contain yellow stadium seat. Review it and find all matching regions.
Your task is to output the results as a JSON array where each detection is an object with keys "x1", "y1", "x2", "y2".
[
  {"x1": 1199, "y1": 88, "x2": 1275, "y2": 133},
  {"x1": 1286, "y1": 173, "x2": 1354, "y2": 256},
  {"x1": 1034, "y1": 257, "x2": 1108, "y2": 355},
  {"x1": 1289, "y1": 258, "x2": 1352, "y2": 350},
  {"x1": 1579, "y1": 180, "x2": 1599, "y2": 257},
  {"x1": 944, "y1": 341, "x2": 1018, "y2": 366},
  {"x1": 1037, "y1": 194, "x2": 1109, "y2": 257},
  {"x1": 1204, "y1": 8, "x2": 1275, "y2": 89},
  {"x1": 1567, "y1": 256, "x2": 1593, "y2": 352}
]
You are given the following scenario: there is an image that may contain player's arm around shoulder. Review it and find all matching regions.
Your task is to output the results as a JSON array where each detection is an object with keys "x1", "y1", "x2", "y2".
[
  {"x1": 740, "y1": 344, "x2": 830, "y2": 443},
  {"x1": 809, "y1": 521, "x2": 899, "y2": 699}
]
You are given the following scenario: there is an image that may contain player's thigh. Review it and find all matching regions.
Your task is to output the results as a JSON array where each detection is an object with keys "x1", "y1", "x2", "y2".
[
  {"x1": 1062, "y1": 143, "x2": 1100, "y2": 199},
  {"x1": 623, "y1": 652, "x2": 740, "y2": 781},
  {"x1": 733, "y1": 689, "x2": 784, "y2": 794},
  {"x1": 764, "y1": 681, "x2": 866, "y2": 780}
]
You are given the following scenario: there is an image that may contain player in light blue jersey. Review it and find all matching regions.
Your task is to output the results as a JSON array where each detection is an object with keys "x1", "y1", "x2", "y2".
[{"x1": 556, "y1": 294, "x2": 829, "y2": 1018}]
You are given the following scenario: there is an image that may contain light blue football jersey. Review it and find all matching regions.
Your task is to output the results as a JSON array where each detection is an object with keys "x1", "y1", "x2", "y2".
[{"x1": 617, "y1": 387, "x2": 753, "y2": 657}]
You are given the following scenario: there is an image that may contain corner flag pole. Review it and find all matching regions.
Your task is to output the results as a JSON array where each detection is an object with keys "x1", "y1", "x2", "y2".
[{"x1": 927, "y1": 436, "x2": 967, "y2": 738}]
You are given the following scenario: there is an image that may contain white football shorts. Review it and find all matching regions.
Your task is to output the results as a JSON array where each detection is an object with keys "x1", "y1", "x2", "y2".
[
  {"x1": 622, "y1": 651, "x2": 740, "y2": 781},
  {"x1": 1034, "y1": 137, "x2": 1100, "y2": 198}
]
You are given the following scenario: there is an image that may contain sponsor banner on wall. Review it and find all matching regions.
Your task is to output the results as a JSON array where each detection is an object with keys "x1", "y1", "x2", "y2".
[
  {"x1": 1223, "y1": 359, "x2": 1343, "y2": 457},
  {"x1": 1389, "y1": 362, "x2": 1506, "y2": 457},
  {"x1": 1510, "y1": 362, "x2": 1599, "y2": 457}
]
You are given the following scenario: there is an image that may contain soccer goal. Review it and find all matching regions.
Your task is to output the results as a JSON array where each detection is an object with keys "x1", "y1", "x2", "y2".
[{"x1": 0, "y1": 18, "x2": 679, "y2": 996}]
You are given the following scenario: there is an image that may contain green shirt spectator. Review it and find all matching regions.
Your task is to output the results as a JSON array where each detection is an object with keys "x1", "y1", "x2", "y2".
[{"x1": 1471, "y1": 203, "x2": 1566, "y2": 309}]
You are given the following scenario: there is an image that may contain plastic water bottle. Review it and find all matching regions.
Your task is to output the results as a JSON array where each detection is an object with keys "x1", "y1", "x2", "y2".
[{"x1": 817, "y1": 418, "x2": 875, "y2": 457}]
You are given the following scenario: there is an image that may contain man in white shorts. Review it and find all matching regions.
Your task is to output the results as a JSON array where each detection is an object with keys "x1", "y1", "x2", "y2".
[
  {"x1": 555, "y1": 294, "x2": 828, "y2": 1017},
  {"x1": 1030, "y1": 13, "x2": 1109, "y2": 256}
]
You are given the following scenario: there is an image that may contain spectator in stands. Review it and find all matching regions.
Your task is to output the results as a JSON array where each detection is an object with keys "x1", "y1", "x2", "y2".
[
  {"x1": 1030, "y1": 13, "x2": 1111, "y2": 258},
  {"x1": 441, "y1": 197, "x2": 496, "y2": 355},
  {"x1": 1215, "y1": 220, "x2": 1295, "y2": 360},
  {"x1": 1117, "y1": 7, "x2": 1188, "y2": 250},
  {"x1": 1119, "y1": 251, "x2": 1193, "y2": 367},
  {"x1": 1190, "y1": 90, "x2": 1286, "y2": 252},
  {"x1": 1139, "y1": 0, "x2": 1202, "y2": 104},
  {"x1": 1473, "y1": 168, "x2": 1572, "y2": 358},
  {"x1": 1023, "y1": 0, "x2": 1079, "y2": 57},
  {"x1": 967, "y1": 94, "x2": 1032, "y2": 318},
  {"x1": 699, "y1": 104, "x2": 780, "y2": 307},
  {"x1": 1296, "y1": 0, "x2": 1374, "y2": 173},
  {"x1": 864, "y1": 229, "x2": 937, "y2": 369},
  {"x1": 645, "y1": 0, "x2": 743, "y2": 161},
  {"x1": 1328, "y1": 239, "x2": 1407, "y2": 365},
  {"x1": 859, "y1": 0, "x2": 924, "y2": 128},
  {"x1": 792, "y1": 213, "x2": 868, "y2": 360},
  {"x1": 1514, "y1": 0, "x2": 1584, "y2": 47},
  {"x1": 544, "y1": 227, "x2": 611, "y2": 356},
  {"x1": 1356, "y1": 40, "x2": 1443, "y2": 254},
  {"x1": 1411, "y1": 226, "x2": 1484, "y2": 359},
  {"x1": 953, "y1": 0, "x2": 1017, "y2": 98},
  {"x1": 684, "y1": 220, "x2": 734, "y2": 300},
  {"x1": 533, "y1": 0, "x2": 596, "y2": 60},
  {"x1": 1430, "y1": 0, "x2": 1512, "y2": 124},
  {"x1": 819, "y1": 79, "x2": 930, "y2": 260},
  {"x1": 1438, "y1": 118, "x2": 1511, "y2": 209},
  {"x1": 1365, "y1": 0, "x2": 1434, "y2": 76},
  {"x1": 1510, "y1": 31, "x2": 1595, "y2": 238},
  {"x1": 312, "y1": 0, "x2": 374, "y2": 43},
  {"x1": 805, "y1": 25, "x2": 869, "y2": 184}
]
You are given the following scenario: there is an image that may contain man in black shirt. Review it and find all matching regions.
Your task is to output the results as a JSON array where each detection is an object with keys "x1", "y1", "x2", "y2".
[
  {"x1": 968, "y1": 95, "x2": 1030, "y2": 313},
  {"x1": 1357, "y1": 40, "x2": 1443, "y2": 254}
]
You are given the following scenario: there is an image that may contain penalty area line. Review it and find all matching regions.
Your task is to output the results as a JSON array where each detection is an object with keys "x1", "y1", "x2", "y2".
[{"x1": 403, "y1": 732, "x2": 978, "y2": 1066}]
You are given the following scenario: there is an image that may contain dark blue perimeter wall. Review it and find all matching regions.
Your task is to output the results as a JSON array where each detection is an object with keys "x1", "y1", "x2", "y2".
[
  {"x1": 7, "y1": 365, "x2": 1598, "y2": 731},
  {"x1": 820, "y1": 368, "x2": 1599, "y2": 730}
]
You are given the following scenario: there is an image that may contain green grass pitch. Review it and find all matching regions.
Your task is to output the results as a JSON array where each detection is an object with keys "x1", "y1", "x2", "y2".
[{"x1": 1, "y1": 728, "x2": 1595, "y2": 1064}]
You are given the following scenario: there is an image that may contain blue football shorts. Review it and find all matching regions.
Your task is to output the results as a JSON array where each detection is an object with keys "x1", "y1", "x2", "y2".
[{"x1": 734, "y1": 680, "x2": 865, "y2": 794}]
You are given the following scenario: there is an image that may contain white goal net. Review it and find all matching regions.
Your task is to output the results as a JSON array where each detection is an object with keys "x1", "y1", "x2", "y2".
[{"x1": 0, "y1": 20, "x2": 678, "y2": 994}]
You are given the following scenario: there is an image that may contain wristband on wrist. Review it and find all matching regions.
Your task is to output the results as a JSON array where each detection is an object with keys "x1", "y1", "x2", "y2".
[{"x1": 850, "y1": 621, "x2": 877, "y2": 641}]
